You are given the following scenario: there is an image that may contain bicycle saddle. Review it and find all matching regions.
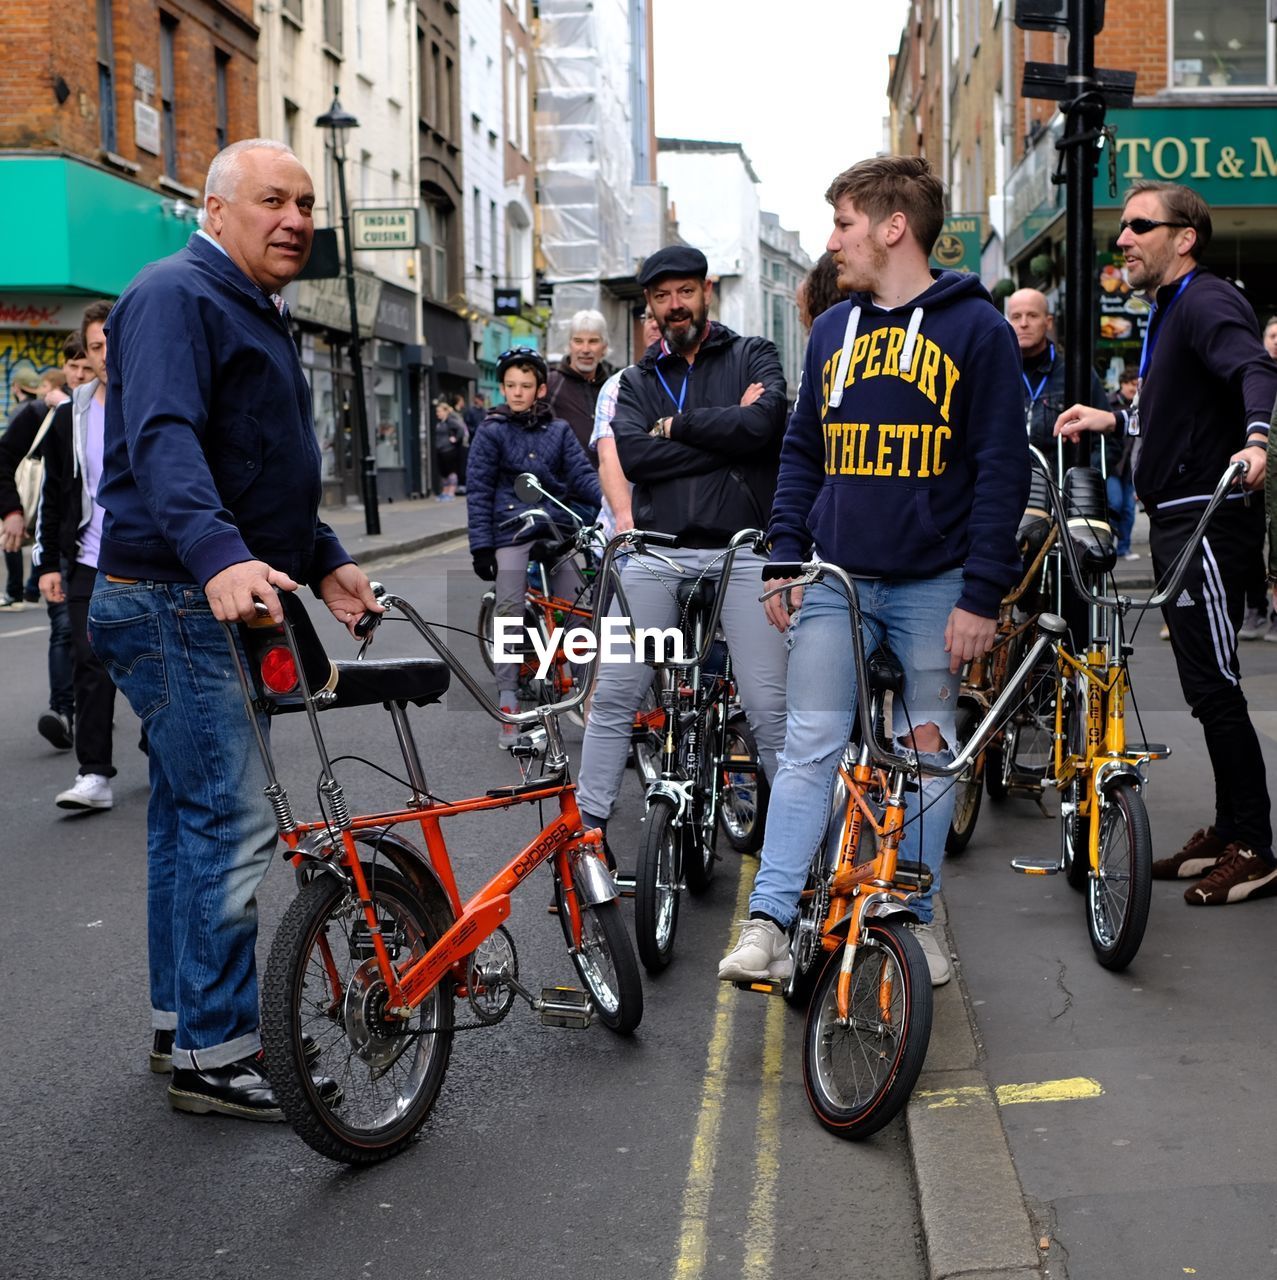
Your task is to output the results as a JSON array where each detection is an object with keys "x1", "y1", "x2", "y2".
[
  {"x1": 867, "y1": 646, "x2": 905, "y2": 696},
  {"x1": 676, "y1": 576, "x2": 717, "y2": 615},
  {"x1": 1018, "y1": 466, "x2": 1055, "y2": 561},
  {"x1": 237, "y1": 593, "x2": 450, "y2": 714},
  {"x1": 1062, "y1": 466, "x2": 1116, "y2": 575}
]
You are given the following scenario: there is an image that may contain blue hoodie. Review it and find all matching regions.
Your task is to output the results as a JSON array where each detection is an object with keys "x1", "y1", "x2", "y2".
[{"x1": 767, "y1": 271, "x2": 1027, "y2": 619}]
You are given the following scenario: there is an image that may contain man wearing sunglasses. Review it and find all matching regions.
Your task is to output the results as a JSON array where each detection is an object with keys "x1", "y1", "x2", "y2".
[{"x1": 1056, "y1": 181, "x2": 1277, "y2": 907}]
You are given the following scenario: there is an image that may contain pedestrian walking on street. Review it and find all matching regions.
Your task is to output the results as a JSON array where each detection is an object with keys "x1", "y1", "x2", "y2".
[
  {"x1": 90, "y1": 138, "x2": 378, "y2": 1120},
  {"x1": 35, "y1": 301, "x2": 122, "y2": 812},
  {"x1": 433, "y1": 396, "x2": 466, "y2": 500},
  {"x1": 1056, "y1": 180, "x2": 1277, "y2": 906}
]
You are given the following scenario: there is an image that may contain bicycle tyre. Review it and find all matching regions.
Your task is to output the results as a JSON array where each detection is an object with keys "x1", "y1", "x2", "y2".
[
  {"x1": 1087, "y1": 778, "x2": 1152, "y2": 971},
  {"x1": 946, "y1": 701, "x2": 983, "y2": 856},
  {"x1": 782, "y1": 860, "x2": 827, "y2": 1009},
  {"x1": 261, "y1": 870, "x2": 454, "y2": 1164},
  {"x1": 554, "y1": 882, "x2": 643, "y2": 1033},
  {"x1": 477, "y1": 589, "x2": 497, "y2": 674},
  {"x1": 719, "y1": 712, "x2": 769, "y2": 854},
  {"x1": 681, "y1": 697, "x2": 723, "y2": 895},
  {"x1": 635, "y1": 797, "x2": 681, "y2": 973},
  {"x1": 984, "y1": 733, "x2": 1010, "y2": 801},
  {"x1": 802, "y1": 918, "x2": 932, "y2": 1140}
]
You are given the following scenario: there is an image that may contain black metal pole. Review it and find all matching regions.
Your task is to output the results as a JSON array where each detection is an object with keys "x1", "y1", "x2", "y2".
[
  {"x1": 1063, "y1": 0, "x2": 1096, "y2": 470},
  {"x1": 332, "y1": 137, "x2": 380, "y2": 535}
]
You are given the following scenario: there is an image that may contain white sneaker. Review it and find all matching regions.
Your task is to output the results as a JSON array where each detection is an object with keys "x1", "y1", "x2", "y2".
[
  {"x1": 1121, "y1": 551, "x2": 1141, "y2": 562},
  {"x1": 718, "y1": 918, "x2": 792, "y2": 982},
  {"x1": 1238, "y1": 607, "x2": 1267, "y2": 640},
  {"x1": 56, "y1": 773, "x2": 114, "y2": 811},
  {"x1": 911, "y1": 923, "x2": 952, "y2": 987},
  {"x1": 1264, "y1": 617, "x2": 1277, "y2": 644}
]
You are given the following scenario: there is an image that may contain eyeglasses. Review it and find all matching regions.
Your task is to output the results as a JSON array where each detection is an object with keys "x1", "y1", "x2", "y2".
[{"x1": 1118, "y1": 218, "x2": 1189, "y2": 236}]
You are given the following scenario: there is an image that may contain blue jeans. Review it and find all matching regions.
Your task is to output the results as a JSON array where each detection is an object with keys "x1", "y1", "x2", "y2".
[
  {"x1": 88, "y1": 577, "x2": 277, "y2": 1069},
  {"x1": 749, "y1": 572, "x2": 963, "y2": 928},
  {"x1": 1106, "y1": 472, "x2": 1136, "y2": 557}
]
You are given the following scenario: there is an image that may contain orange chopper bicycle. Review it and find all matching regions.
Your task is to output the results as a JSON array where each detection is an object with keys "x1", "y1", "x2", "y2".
[{"x1": 225, "y1": 534, "x2": 655, "y2": 1164}]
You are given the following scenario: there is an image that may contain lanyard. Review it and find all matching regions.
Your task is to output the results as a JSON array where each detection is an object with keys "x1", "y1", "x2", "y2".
[
  {"x1": 1139, "y1": 270, "x2": 1196, "y2": 381},
  {"x1": 655, "y1": 358, "x2": 690, "y2": 413},
  {"x1": 1021, "y1": 341, "x2": 1055, "y2": 405}
]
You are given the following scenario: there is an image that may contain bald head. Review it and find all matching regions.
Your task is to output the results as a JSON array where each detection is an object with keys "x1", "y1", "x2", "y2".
[{"x1": 1007, "y1": 288, "x2": 1052, "y2": 358}]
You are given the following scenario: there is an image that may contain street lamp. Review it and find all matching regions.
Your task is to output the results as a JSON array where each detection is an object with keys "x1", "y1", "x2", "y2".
[{"x1": 316, "y1": 87, "x2": 380, "y2": 535}]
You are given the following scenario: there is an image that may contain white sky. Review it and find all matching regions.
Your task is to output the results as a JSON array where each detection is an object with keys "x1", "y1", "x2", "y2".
[{"x1": 652, "y1": 0, "x2": 911, "y2": 261}]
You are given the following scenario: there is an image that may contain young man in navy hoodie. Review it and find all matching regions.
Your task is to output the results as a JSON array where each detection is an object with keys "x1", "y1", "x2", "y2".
[{"x1": 719, "y1": 155, "x2": 1027, "y2": 987}]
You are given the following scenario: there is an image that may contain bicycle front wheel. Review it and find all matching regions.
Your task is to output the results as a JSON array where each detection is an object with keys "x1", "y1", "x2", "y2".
[
  {"x1": 719, "y1": 711, "x2": 769, "y2": 853},
  {"x1": 555, "y1": 883, "x2": 643, "y2": 1033},
  {"x1": 635, "y1": 797, "x2": 681, "y2": 972},
  {"x1": 261, "y1": 870, "x2": 454, "y2": 1164},
  {"x1": 802, "y1": 919, "x2": 932, "y2": 1140},
  {"x1": 1087, "y1": 778, "x2": 1152, "y2": 971},
  {"x1": 946, "y1": 701, "x2": 983, "y2": 855}
]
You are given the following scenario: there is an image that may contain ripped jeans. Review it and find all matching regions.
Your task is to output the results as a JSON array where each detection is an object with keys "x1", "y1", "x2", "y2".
[{"x1": 749, "y1": 571, "x2": 963, "y2": 927}]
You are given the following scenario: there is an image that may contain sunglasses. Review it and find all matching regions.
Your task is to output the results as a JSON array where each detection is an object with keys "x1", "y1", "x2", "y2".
[{"x1": 1118, "y1": 218, "x2": 1189, "y2": 236}]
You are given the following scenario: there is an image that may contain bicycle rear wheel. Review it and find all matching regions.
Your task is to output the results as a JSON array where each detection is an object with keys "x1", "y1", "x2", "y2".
[
  {"x1": 261, "y1": 870, "x2": 454, "y2": 1164},
  {"x1": 719, "y1": 711, "x2": 769, "y2": 853},
  {"x1": 555, "y1": 881, "x2": 643, "y2": 1033},
  {"x1": 802, "y1": 918, "x2": 932, "y2": 1140},
  {"x1": 1087, "y1": 778, "x2": 1152, "y2": 971},
  {"x1": 946, "y1": 701, "x2": 983, "y2": 855},
  {"x1": 630, "y1": 682, "x2": 662, "y2": 784},
  {"x1": 635, "y1": 796, "x2": 681, "y2": 972}
]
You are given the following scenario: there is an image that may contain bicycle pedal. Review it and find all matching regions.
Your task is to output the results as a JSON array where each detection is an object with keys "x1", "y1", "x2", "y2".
[
  {"x1": 1126, "y1": 741, "x2": 1170, "y2": 760},
  {"x1": 1010, "y1": 858, "x2": 1060, "y2": 875},
  {"x1": 539, "y1": 986, "x2": 593, "y2": 1029},
  {"x1": 733, "y1": 979, "x2": 784, "y2": 997}
]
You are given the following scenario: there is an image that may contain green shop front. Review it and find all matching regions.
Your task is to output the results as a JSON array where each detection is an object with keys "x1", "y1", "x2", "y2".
[
  {"x1": 1003, "y1": 103, "x2": 1277, "y2": 384},
  {"x1": 0, "y1": 155, "x2": 194, "y2": 415}
]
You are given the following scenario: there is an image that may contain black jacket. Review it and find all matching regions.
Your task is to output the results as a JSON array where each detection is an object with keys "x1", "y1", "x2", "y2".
[
  {"x1": 546, "y1": 360, "x2": 613, "y2": 460},
  {"x1": 34, "y1": 401, "x2": 80, "y2": 568},
  {"x1": 1021, "y1": 342, "x2": 1108, "y2": 466},
  {"x1": 612, "y1": 323, "x2": 786, "y2": 547},
  {"x1": 1132, "y1": 269, "x2": 1277, "y2": 511}
]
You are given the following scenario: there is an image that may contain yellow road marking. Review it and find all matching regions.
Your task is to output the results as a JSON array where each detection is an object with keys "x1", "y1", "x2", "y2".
[
  {"x1": 742, "y1": 993, "x2": 785, "y2": 1280},
  {"x1": 915, "y1": 1076, "x2": 1104, "y2": 1110},
  {"x1": 672, "y1": 857, "x2": 754, "y2": 1280}
]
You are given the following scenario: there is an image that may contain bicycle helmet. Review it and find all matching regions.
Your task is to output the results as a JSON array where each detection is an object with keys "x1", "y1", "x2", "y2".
[{"x1": 496, "y1": 345, "x2": 548, "y2": 385}]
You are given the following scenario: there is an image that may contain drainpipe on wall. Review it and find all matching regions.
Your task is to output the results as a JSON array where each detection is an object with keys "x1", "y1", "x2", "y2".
[{"x1": 941, "y1": 0, "x2": 951, "y2": 191}]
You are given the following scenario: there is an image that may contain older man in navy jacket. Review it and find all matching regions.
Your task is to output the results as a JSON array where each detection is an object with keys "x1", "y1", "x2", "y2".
[{"x1": 91, "y1": 140, "x2": 380, "y2": 1122}]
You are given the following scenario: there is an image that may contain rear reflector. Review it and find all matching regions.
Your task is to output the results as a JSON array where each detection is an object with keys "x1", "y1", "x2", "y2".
[{"x1": 260, "y1": 645, "x2": 299, "y2": 695}]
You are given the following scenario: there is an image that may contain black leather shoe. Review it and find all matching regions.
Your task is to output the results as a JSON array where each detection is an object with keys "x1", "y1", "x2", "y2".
[
  {"x1": 169, "y1": 1051, "x2": 341, "y2": 1122},
  {"x1": 151, "y1": 1031, "x2": 320, "y2": 1074}
]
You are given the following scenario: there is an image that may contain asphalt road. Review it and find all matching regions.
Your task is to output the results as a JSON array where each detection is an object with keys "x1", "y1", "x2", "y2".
[
  {"x1": 0, "y1": 542, "x2": 925, "y2": 1280},
  {"x1": 943, "y1": 620, "x2": 1277, "y2": 1280}
]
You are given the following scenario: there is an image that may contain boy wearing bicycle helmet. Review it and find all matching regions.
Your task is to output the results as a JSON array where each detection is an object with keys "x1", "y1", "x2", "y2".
[{"x1": 467, "y1": 347, "x2": 601, "y2": 747}]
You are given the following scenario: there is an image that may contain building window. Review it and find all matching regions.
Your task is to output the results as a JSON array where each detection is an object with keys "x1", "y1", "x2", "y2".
[
  {"x1": 516, "y1": 53, "x2": 529, "y2": 155},
  {"x1": 374, "y1": 343, "x2": 403, "y2": 468},
  {"x1": 431, "y1": 43, "x2": 443, "y2": 127},
  {"x1": 473, "y1": 187, "x2": 483, "y2": 269},
  {"x1": 96, "y1": 0, "x2": 117, "y2": 153},
  {"x1": 421, "y1": 201, "x2": 451, "y2": 300},
  {"x1": 489, "y1": 199, "x2": 498, "y2": 279},
  {"x1": 281, "y1": 0, "x2": 303, "y2": 21},
  {"x1": 283, "y1": 98, "x2": 299, "y2": 150},
  {"x1": 504, "y1": 39, "x2": 516, "y2": 145},
  {"x1": 1171, "y1": 1, "x2": 1272, "y2": 88},
  {"x1": 386, "y1": 0, "x2": 396, "y2": 86},
  {"x1": 323, "y1": 0, "x2": 342, "y2": 54},
  {"x1": 215, "y1": 51, "x2": 230, "y2": 152},
  {"x1": 160, "y1": 14, "x2": 178, "y2": 178},
  {"x1": 446, "y1": 57, "x2": 457, "y2": 139}
]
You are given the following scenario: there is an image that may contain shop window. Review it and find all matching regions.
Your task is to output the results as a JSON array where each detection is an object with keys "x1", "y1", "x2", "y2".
[
  {"x1": 374, "y1": 344, "x2": 403, "y2": 469},
  {"x1": 1171, "y1": 1, "x2": 1271, "y2": 88},
  {"x1": 302, "y1": 334, "x2": 340, "y2": 482}
]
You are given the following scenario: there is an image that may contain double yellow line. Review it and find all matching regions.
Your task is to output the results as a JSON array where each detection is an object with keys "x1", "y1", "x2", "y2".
[{"x1": 673, "y1": 857, "x2": 787, "y2": 1280}]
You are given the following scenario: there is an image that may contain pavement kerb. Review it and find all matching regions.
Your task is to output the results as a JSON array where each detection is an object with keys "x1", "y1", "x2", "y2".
[
  {"x1": 907, "y1": 901, "x2": 1046, "y2": 1280},
  {"x1": 352, "y1": 522, "x2": 468, "y2": 567}
]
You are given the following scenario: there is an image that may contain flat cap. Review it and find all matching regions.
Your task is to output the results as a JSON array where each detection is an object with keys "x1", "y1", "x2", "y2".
[{"x1": 637, "y1": 245, "x2": 709, "y2": 288}]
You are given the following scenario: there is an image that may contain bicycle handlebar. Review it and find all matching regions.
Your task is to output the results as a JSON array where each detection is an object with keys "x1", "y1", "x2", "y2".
[
  {"x1": 1029, "y1": 451, "x2": 1246, "y2": 614},
  {"x1": 761, "y1": 559, "x2": 1067, "y2": 779}
]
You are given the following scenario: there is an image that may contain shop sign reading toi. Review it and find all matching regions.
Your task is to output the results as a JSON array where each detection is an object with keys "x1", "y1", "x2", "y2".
[{"x1": 1097, "y1": 107, "x2": 1277, "y2": 207}]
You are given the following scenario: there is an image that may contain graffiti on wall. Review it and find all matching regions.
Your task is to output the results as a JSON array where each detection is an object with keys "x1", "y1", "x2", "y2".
[{"x1": 0, "y1": 331, "x2": 68, "y2": 421}]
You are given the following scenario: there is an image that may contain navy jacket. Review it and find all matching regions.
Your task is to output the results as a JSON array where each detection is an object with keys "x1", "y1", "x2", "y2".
[
  {"x1": 768, "y1": 271, "x2": 1027, "y2": 619},
  {"x1": 612, "y1": 323, "x2": 787, "y2": 546},
  {"x1": 465, "y1": 399, "x2": 601, "y2": 552},
  {"x1": 97, "y1": 234, "x2": 351, "y2": 589}
]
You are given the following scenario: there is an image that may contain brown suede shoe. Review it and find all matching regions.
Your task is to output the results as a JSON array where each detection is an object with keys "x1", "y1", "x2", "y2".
[
  {"x1": 1185, "y1": 845, "x2": 1277, "y2": 906},
  {"x1": 1151, "y1": 826, "x2": 1227, "y2": 880}
]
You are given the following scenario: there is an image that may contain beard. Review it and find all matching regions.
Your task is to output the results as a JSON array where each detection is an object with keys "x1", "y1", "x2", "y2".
[{"x1": 661, "y1": 305, "x2": 708, "y2": 354}]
